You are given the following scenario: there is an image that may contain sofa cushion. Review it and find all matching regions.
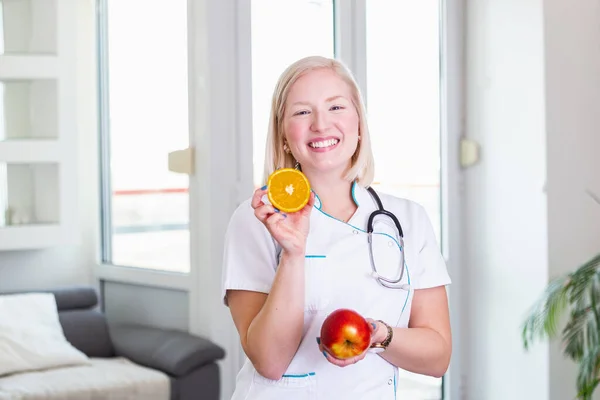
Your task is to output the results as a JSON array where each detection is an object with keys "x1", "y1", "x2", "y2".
[
  {"x1": 110, "y1": 324, "x2": 226, "y2": 377},
  {"x1": 0, "y1": 357, "x2": 171, "y2": 400},
  {"x1": 1, "y1": 287, "x2": 99, "y2": 311},
  {"x1": 0, "y1": 293, "x2": 90, "y2": 377},
  {"x1": 59, "y1": 309, "x2": 114, "y2": 357},
  {"x1": 51, "y1": 286, "x2": 98, "y2": 311}
]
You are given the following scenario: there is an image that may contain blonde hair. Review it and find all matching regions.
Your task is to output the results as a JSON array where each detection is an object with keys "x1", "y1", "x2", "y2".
[{"x1": 262, "y1": 56, "x2": 375, "y2": 187}]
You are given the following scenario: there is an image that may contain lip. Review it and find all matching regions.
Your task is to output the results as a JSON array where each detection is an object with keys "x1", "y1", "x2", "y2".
[{"x1": 307, "y1": 136, "x2": 340, "y2": 153}]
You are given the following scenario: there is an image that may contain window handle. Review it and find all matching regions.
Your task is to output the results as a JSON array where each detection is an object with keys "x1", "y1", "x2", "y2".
[
  {"x1": 460, "y1": 138, "x2": 480, "y2": 168},
  {"x1": 168, "y1": 147, "x2": 195, "y2": 175}
]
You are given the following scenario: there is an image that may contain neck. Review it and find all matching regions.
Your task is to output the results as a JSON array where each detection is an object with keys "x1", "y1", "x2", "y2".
[{"x1": 305, "y1": 170, "x2": 357, "y2": 221}]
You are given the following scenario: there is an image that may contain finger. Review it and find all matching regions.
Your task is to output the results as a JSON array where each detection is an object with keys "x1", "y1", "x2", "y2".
[
  {"x1": 366, "y1": 319, "x2": 385, "y2": 346},
  {"x1": 365, "y1": 318, "x2": 377, "y2": 334},
  {"x1": 321, "y1": 349, "x2": 343, "y2": 366},
  {"x1": 251, "y1": 186, "x2": 268, "y2": 209},
  {"x1": 264, "y1": 212, "x2": 286, "y2": 228},
  {"x1": 308, "y1": 191, "x2": 316, "y2": 207},
  {"x1": 254, "y1": 204, "x2": 278, "y2": 223},
  {"x1": 300, "y1": 192, "x2": 316, "y2": 215},
  {"x1": 321, "y1": 347, "x2": 365, "y2": 367},
  {"x1": 255, "y1": 203, "x2": 277, "y2": 218},
  {"x1": 344, "y1": 352, "x2": 367, "y2": 365},
  {"x1": 365, "y1": 318, "x2": 376, "y2": 346},
  {"x1": 326, "y1": 354, "x2": 356, "y2": 368}
]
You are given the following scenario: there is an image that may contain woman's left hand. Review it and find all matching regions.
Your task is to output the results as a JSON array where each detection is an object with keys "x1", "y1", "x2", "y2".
[{"x1": 317, "y1": 318, "x2": 388, "y2": 367}]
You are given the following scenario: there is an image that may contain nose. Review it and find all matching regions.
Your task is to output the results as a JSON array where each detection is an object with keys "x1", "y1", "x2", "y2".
[{"x1": 310, "y1": 110, "x2": 330, "y2": 133}]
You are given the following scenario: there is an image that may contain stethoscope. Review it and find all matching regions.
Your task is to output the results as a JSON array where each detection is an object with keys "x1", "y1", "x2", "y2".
[{"x1": 366, "y1": 187, "x2": 410, "y2": 290}]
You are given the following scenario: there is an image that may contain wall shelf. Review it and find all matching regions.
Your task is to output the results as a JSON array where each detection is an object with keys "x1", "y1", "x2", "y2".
[
  {"x1": 0, "y1": 224, "x2": 79, "y2": 251},
  {"x1": 0, "y1": 0, "x2": 78, "y2": 250},
  {"x1": 0, "y1": 56, "x2": 59, "y2": 79},
  {"x1": 0, "y1": 142, "x2": 62, "y2": 162}
]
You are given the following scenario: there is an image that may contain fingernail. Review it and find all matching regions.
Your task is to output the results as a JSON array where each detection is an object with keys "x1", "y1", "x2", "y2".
[
  {"x1": 316, "y1": 337, "x2": 320, "y2": 344},
  {"x1": 261, "y1": 185, "x2": 267, "y2": 190},
  {"x1": 322, "y1": 351, "x2": 327, "y2": 358},
  {"x1": 371, "y1": 322, "x2": 377, "y2": 330},
  {"x1": 274, "y1": 208, "x2": 280, "y2": 213}
]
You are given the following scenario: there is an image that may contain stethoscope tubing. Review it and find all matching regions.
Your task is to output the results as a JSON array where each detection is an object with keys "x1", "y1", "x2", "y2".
[{"x1": 366, "y1": 187, "x2": 409, "y2": 290}]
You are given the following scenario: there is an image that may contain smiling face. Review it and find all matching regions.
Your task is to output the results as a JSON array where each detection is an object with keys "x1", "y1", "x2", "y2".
[{"x1": 282, "y1": 68, "x2": 360, "y2": 179}]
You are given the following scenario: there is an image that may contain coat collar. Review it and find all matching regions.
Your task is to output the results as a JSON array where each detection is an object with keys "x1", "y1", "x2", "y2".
[{"x1": 312, "y1": 181, "x2": 377, "y2": 212}]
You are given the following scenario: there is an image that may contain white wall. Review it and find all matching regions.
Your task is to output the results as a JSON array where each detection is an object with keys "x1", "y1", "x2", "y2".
[
  {"x1": 544, "y1": 0, "x2": 600, "y2": 399},
  {"x1": 0, "y1": 0, "x2": 97, "y2": 292},
  {"x1": 464, "y1": 0, "x2": 550, "y2": 398},
  {"x1": 465, "y1": 0, "x2": 600, "y2": 399}
]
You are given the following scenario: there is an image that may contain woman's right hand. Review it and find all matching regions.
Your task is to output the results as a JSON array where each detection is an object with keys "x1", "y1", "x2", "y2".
[{"x1": 251, "y1": 186, "x2": 315, "y2": 257}]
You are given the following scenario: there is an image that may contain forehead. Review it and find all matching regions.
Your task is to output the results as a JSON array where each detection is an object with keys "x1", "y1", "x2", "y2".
[{"x1": 286, "y1": 68, "x2": 352, "y2": 102}]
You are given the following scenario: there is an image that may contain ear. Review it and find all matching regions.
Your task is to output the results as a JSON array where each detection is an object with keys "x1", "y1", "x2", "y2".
[{"x1": 283, "y1": 142, "x2": 291, "y2": 154}]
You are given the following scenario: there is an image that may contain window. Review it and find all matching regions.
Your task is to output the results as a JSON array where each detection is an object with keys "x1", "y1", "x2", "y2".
[
  {"x1": 98, "y1": 0, "x2": 191, "y2": 273},
  {"x1": 366, "y1": 0, "x2": 442, "y2": 244},
  {"x1": 250, "y1": 0, "x2": 335, "y2": 187},
  {"x1": 366, "y1": 1, "x2": 444, "y2": 397}
]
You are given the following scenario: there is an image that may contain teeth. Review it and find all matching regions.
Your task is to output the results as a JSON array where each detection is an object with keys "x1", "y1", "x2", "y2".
[{"x1": 309, "y1": 139, "x2": 339, "y2": 148}]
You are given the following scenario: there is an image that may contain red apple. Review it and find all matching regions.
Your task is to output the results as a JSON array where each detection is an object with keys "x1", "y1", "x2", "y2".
[{"x1": 320, "y1": 308, "x2": 371, "y2": 359}]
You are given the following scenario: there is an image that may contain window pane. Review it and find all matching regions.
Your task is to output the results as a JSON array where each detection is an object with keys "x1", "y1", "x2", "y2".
[
  {"x1": 366, "y1": 1, "x2": 442, "y2": 240},
  {"x1": 101, "y1": 0, "x2": 190, "y2": 273},
  {"x1": 366, "y1": 0, "x2": 443, "y2": 398},
  {"x1": 251, "y1": 0, "x2": 334, "y2": 187}
]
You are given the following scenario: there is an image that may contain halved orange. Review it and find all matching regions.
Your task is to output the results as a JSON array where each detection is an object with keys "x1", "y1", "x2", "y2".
[{"x1": 267, "y1": 168, "x2": 311, "y2": 213}]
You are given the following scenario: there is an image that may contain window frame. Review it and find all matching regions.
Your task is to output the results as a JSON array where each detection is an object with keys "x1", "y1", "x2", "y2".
[
  {"x1": 336, "y1": 2, "x2": 463, "y2": 399},
  {"x1": 97, "y1": 0, "x2": 112, "y2": 266},
  {"x1": 95, "y1": 0, "x2": 190, "y2": 290}
]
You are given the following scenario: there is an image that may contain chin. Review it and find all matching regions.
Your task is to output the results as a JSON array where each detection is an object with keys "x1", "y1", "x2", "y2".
[{"x1": 303, "y1": 158, "x2": 352, "y2": 175}]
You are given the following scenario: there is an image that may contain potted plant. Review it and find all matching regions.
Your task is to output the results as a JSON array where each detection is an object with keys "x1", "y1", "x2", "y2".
[{"x1": 522, "y1": 190, "x2": 600, "y2": 399}]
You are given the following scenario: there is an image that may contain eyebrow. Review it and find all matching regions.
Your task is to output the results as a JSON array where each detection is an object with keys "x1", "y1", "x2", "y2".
[{"x1": 291, "y1": 95, "x2": 346, "y2": 106}]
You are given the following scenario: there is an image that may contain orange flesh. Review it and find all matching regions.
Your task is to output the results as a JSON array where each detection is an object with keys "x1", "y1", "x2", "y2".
[{"x1": 267, "y1": 168, "x2": 311, "y2": 213}]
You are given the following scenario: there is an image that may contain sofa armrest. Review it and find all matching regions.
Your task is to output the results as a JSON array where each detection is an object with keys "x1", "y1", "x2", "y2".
[{"x1": 109, "y1": 324, "x2": 226, "y2": 377}]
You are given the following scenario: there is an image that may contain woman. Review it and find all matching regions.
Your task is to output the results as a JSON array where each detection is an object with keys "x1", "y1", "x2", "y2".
[{"x1": 221, "y1": 56, "x2": 451, "y2": 399}]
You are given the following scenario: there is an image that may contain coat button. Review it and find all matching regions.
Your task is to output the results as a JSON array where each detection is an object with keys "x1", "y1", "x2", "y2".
[
  {"x1": 387, "y1": 378, "x2": 393, "y2": 385},
  {"x1": 388, "y1": 241, "x2": 394, "y2": 247},
  {"x1": 353, "y1": 230, "x2": 359, "y2": 234}
]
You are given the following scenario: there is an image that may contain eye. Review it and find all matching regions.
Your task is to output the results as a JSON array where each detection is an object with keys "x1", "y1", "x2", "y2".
[
  {"x1": 330, "y1": 105, "x2": 345, "y2": 111},
  {"x1": 293, "y1": 110, "x2": 310, "y2": 116}
]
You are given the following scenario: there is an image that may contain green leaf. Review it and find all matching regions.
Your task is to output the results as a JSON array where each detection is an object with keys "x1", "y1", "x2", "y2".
[
  {"x1": 569, "y1": 257, "x2": 600, "y2": 305},
  {"x1": 563, "y1": 306, "x2": 592, "y2": 361},
  {"x1": 577, "y1": 378, "x2": 599, "y2": 400},
  {"x1": 577, "y1": 345, "x2": 600, "y2": 399},
  {"x1": 522, "y1": 253, "x2": 600, "y2": 399},
  {"x1": 522, "y1": 275, "x2": 570, "y2": 349},
  {"x1": 522, "y1": 254, "x2": 600, "y2": 351}
]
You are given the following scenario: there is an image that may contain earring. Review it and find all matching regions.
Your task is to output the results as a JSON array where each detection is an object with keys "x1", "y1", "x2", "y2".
[
  {"x1": 283, "y1": 143, "x2": 291, "y2": 154},
  {"x1": 294, "y1": 160, "x2": 300, "y2": 170}
]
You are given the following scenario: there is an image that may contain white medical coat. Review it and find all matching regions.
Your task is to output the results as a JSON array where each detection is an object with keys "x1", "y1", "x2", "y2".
[{"x1": 222, "y1": 182, "x2": 451, "y2": 400}]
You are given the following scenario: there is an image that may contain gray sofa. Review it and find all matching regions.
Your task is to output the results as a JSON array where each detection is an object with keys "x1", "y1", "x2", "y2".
[{"x1": 0, "y1": 286, "x2": 225, "y2": 400}]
